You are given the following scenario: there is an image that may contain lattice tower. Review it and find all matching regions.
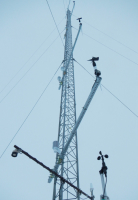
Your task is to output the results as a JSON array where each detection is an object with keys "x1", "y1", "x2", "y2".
[{"x1": 52, "y1": 9, "x2": 80, "y2": 200}]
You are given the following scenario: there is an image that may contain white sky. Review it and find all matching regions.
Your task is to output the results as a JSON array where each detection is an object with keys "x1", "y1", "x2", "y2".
[{"x1": 0, "y1": 0, "x2": 138, "y2": 200}]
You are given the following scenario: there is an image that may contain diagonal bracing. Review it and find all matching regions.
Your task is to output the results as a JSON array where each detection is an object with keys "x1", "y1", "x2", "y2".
[{"x1": 52, "y1": 9, "x2": 80, "y2": 200}]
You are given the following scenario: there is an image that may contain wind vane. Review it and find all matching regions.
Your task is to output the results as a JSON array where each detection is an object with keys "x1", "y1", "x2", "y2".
[{"x1": 88, "y1": 57, "x2": 101, "y2": 76}]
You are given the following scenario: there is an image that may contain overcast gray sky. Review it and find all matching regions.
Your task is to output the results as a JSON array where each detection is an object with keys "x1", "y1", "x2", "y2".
[{"x1": 0, "y1": 0, "x2": 138, "y2": 200}]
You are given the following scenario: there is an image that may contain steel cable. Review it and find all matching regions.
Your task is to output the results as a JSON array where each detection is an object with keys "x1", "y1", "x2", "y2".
[
  {"x1": 45, "y1": 0, "x2": 64, "y2": 47},
  {"x1": 74, "y1": 59, "x2": 138, "y2": 118},
  {"x1": 0, "y1": 29, "x2": 65, "y2": 104},
  {"x1": 0, "y1": 62, "x2": 62, "y2": 159},
  {"x1": 72, "y1": 14, "x2": 138, "y2": 54},
  {"x1": 0, "y1": 17, "x2": 65, "y2": 95},
  {"x1": 72, "y1": 27, "x2": 138, "y2": 66}
]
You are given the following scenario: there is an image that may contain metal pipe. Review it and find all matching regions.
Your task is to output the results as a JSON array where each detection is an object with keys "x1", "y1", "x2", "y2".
[
  {"x1": 71, "y1": 1, "x2": 75, "y2": 16},
  {"x1": 100, "y1": 173, "x2": 107, "y2": 196},
  {"x1": 53, "y1": 76, "x2": 102, "y2": 173},
  {"x1": 64, "y1": 22, "x2": 82, "y2": 73},
  {"x1": 14, "y1": 145, "x2": 93, "y2": 200}
]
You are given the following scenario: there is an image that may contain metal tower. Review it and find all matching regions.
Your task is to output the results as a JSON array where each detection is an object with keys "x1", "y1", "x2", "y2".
[
  {"x1": 52, "y1": 9, "x2": 80, "y2": 200},
  {"x1": 11, "y1": 7, "x2": 102, "y2": 200},
  {"x1": 10, "y1": 5, "x2": 102, "y2": 200}
]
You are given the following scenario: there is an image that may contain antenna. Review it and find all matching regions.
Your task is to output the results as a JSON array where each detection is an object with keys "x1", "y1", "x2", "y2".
[
  {"x1": 68, "y1": 0, "x2": 71, "y2": 10},
  {"x1": 71, "y1": 1, "x2": 75, "y2": 15}
]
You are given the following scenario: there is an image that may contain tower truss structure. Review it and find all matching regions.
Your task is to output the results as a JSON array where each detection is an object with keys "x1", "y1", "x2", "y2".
[{"x1": 52, "y1": 9, "x2": 80, "y2": 200}]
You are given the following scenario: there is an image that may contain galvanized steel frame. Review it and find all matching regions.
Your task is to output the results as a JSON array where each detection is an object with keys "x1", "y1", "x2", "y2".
[{"x1": 52, "y1": 9, "x2": 80, "y2": 200}]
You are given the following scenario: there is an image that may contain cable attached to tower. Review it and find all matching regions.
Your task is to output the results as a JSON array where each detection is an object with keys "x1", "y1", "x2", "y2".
[
  {"x1": 73, "y1": 59, "x2": 138, "y2": 118},
  {"x1": 0, "y1": 29, "x2": 65, "y2": 104},
  {"x1": 0, "y1": 61, "x2": 63, "y2": 159},
  {"x1": 45, "y1": 0, "x2": 64, "y2": 47}
]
